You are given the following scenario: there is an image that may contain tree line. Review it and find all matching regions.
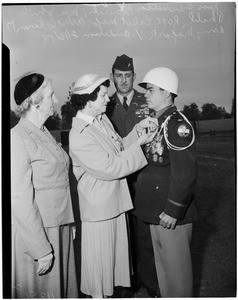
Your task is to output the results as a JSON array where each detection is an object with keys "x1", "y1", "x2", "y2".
[{"x1": 10, "y1": 88, "x2": 234, "y2": 130}]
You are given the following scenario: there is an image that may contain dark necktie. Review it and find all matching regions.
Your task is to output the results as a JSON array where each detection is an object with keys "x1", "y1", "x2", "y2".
[{"x1": 123, "y1": 96, "x2": 129, "y2": 111}]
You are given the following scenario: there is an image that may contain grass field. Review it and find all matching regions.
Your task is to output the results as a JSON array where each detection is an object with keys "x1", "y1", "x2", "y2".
[{"x1": 191, "y1": 132, "x2": 236, "y2": 297}]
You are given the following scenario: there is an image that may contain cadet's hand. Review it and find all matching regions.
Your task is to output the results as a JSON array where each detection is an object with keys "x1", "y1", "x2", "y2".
[
  {"x1": 159, "y1": 212, "x2": 177, "y2": 230},
  {"x1": 138, "y1": 129, "x2": 158, "y2": 146},
  {"x1": 136, "y1": 117, "x2": 158, "y2": 136},
  {"x1": 37, "y1": 253, "x2": 53, "y2": 275}
]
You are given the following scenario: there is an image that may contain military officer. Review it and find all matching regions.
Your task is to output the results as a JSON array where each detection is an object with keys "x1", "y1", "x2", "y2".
[
  {"x1": 133, "y1": 67, "x2": 200, "y2": 297},
  {"x1": 106, "y1": 54, "x2": 150, "y2": 137},
  {"x1": 106, "y1": 54, "x2": 159, "y2": 297}
]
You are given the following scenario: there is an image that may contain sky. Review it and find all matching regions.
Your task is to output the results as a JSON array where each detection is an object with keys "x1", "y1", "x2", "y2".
[{"x1": 2, "y1": 1, "x2": 235, "y2": 115}]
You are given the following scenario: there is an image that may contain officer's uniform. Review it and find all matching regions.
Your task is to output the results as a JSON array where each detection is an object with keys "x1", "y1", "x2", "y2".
[
  {"x1": 106, "y1": 89, "x2": 149, "y2": 138},
  {"x1": 133, "y1": 105, "x2": 200, "y2": 297}
]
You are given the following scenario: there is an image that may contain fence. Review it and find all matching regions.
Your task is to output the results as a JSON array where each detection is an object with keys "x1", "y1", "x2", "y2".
[
  {"x1": 194, "y1": 118, "x2": 235, "y2": 134},
  {"x1": 51, "y1": 118, "x2": 235, "y2": 145}
]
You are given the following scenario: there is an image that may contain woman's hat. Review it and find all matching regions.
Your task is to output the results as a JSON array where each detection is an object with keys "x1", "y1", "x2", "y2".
[
  {"x1": 73, "y1": 74, "x2": 109, "y2": 95},
  {"x1": 14, "y1": 72, "x2": 45, "y2": 105}
]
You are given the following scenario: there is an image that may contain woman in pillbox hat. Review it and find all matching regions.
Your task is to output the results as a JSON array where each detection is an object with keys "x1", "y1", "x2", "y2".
[{"x1": 11, "y1": 71, "x2": 78, "y2": 298}]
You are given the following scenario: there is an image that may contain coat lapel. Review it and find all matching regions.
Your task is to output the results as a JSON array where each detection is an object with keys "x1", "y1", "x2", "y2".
[
  {"x1": 18, "y1": 118, "x2": 56, "y2": 144},
  {"x1": 113, "y1": 91, "x2": 141, "y2": 116},
  {"x1": 113, "y1": 94, "x2": 128, "y2": 116},
  {"x1": 72, "y1": 115, "x2": 122, "y2": 153}
]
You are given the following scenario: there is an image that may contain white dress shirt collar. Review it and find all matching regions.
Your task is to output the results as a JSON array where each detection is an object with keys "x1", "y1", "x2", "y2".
[{"x1": 117, "y1": 89, "x2": 134, "y2": 106}]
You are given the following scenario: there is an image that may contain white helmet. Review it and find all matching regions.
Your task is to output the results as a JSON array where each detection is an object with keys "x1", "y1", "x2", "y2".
[{"x1": 139, "y1": 67, "x2": 179, "y2": 95}]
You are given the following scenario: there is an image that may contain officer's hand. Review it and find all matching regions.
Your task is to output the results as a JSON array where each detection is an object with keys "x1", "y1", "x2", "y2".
[
  {"x1": 159, "y1": 212, "x2": 177, "y2": 230},
  {"x1": 138, "y1": 129, "x2": 158, "y2": 146},
  {"x1": 37, "y1": 253, "x2": 54, "y2": 275},
  {"x1": 136, "y1": 117, "x2": 158, "y2": 136}
]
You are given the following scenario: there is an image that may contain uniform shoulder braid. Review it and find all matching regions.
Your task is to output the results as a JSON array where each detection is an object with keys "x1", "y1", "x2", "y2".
[{"x1": 163, "y1": 110, "x2": 195, "y2": 151}]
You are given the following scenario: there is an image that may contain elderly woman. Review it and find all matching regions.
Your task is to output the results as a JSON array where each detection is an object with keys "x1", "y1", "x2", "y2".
[
  {"x1": 69, "y1": 74, "x2": 157, "y2": 298},
  {"x1": 11, "y1": 72, "x2": 78, "y2": 298}
]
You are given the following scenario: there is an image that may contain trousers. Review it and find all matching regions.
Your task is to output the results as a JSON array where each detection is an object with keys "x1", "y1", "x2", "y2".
[{"x1": 150, "y1": 223, "x2": 193, "y2": 297}]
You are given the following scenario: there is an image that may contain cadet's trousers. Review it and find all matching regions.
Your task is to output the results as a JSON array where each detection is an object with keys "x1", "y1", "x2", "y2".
[{"x1": 150, "y1": 223, "x2": 193, "y2": 297}]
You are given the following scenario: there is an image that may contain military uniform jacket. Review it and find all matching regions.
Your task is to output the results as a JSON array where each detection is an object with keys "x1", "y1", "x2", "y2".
[
  {"x1": 133, "y1": 106, "x2": 200, "y2": 225},
  {"x1": 106, "y1": 89, "x2": 149, "y2": 137}
]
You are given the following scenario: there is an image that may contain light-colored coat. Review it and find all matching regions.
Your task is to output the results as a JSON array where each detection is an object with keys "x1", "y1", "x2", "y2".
[
  {"x1": 69, "y1": 114, "x2": 147, "y2": 222},
  {"x1": 11, "y1": 118, "x2": 74, "y2": 260}
]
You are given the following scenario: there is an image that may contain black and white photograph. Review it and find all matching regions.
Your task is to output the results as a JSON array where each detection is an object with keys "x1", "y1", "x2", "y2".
[{"x1": 2, "y1": 1, "x2": 236, "y2": 298}]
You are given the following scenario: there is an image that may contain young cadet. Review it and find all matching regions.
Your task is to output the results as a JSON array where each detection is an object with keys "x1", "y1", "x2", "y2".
[
  {"x1": 133, "y1": 67, "x2": 200, "y2": 297},
  {"x1": 106, "y1": 55, "x2": 159, "y2": 297}
]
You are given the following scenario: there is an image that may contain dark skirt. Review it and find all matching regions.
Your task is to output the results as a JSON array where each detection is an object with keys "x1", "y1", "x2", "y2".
[{"x1": 12, "y1": 224, "x2": 78, "y2": 298}]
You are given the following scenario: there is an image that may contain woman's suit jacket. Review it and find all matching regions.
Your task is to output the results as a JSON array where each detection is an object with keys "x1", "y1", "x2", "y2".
[
  {"x1": 69, "y1": 113, "x2": 147, "y2": 222},
  {"x1": 11, "y1": 118, "x2": 74, "y2": 260}
]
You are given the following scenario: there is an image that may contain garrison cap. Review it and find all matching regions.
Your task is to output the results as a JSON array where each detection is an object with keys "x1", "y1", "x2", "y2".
[
  {"x1": 14, "y1": 72, "x2": 45, "y2": 105},
  {"x1": 112, "y1": 54, "x2": 134, "y2": 72}
]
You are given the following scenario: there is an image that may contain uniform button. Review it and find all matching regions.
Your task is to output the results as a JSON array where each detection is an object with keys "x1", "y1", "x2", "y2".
[{"x1": 156, "y1": 185, "x2": 159, "y2": 189}]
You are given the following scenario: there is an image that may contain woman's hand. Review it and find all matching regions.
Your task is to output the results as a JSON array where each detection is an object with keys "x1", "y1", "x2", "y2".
[
  {"x1": 136, "y1": 117, "x2": 158, "y2": 137},
  {"x1": 37, "y1": 253, "x2": 54, "y2": 275},
  {"x1": 138, "y1": 128, "x2": 158, "y2": 146}
]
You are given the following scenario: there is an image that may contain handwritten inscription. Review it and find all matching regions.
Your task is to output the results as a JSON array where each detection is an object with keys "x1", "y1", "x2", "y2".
[{"x1": 4, "y1": 3, "x2": 225, "y2": 43}]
